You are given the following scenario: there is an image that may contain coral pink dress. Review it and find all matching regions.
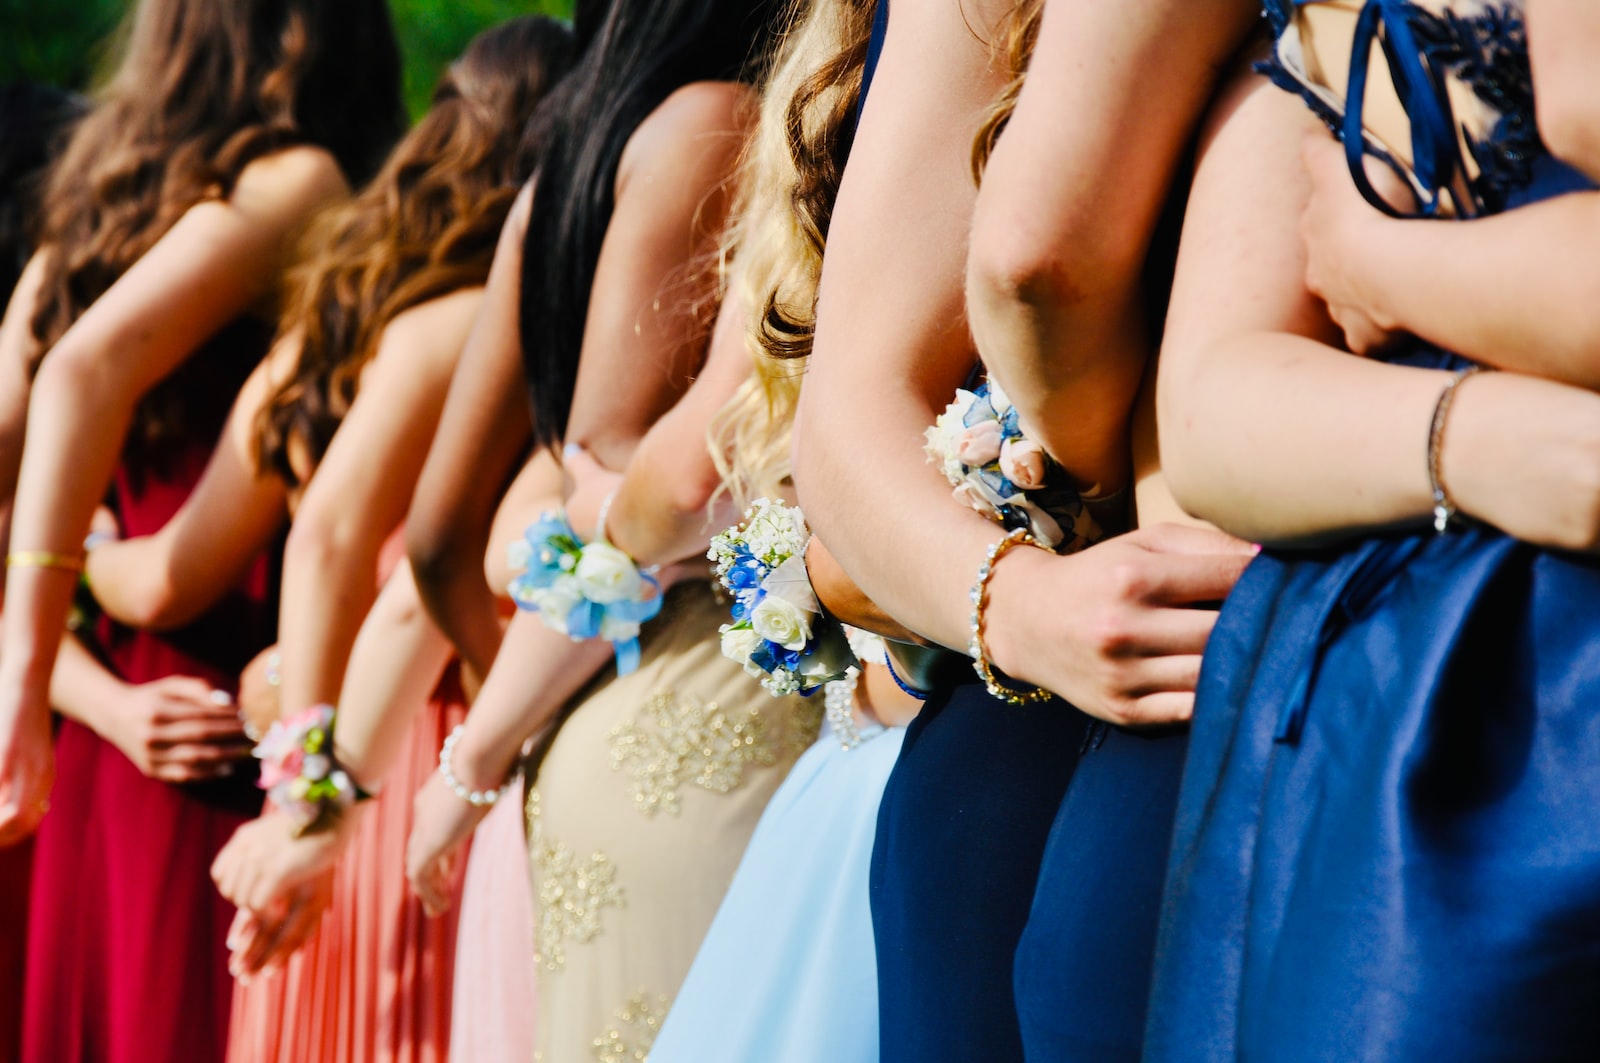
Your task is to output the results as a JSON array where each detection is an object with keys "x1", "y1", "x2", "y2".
[{"x1": 226, "y1": 549, "x2": 466, "y2": 1063}]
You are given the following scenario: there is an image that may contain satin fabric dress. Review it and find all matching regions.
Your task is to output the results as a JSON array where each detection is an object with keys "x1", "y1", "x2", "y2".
[{"x1": 1146, "y1": 3, "x2": 1600, "y2": 1059}]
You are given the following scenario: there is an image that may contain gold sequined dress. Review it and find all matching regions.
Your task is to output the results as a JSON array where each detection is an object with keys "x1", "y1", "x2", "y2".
[{"x1": 524, "y1": 581, "x2": 819, "y2": 1063}]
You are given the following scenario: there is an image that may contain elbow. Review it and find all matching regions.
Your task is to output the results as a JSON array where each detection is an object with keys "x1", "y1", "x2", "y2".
[
  {"x1": 31, "y1": 344, "x2": 111, "y2": 415},
  {"x1": 967, "y1": 204, "x2": 1145, "y2": 326},
  {"x1": 113, "y1": 582, "x2": 190, "y2": 633},
  {"x1": 668, "y1": 451, "x2": 726, "y2": 532},
  {"x1": 1152, "y1": 358, "x2": 1212, "y2": 521},
  {"x1": 406, "y1": 506, "x2": 475, "y2": 604},
  {"x1": 284, "y1": 510, "x2": 360, "y2": 582}
]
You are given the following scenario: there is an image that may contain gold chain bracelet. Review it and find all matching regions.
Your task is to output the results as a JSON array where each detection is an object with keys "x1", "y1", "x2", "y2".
[{"x1": 968, "y1": 527, "x2": 1052, "y2": 706}]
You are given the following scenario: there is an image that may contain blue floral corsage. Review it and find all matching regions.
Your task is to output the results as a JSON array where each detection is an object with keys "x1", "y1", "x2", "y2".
[
  {"x1": 507, "y1": 511, "x2": 663, "y2": 675},
  {"x1": 924, "y1": 378, "x2": 1101, "y2": 552},
  {"x1": 707, "y1": 499, "x2": 856, "y2": 697}
]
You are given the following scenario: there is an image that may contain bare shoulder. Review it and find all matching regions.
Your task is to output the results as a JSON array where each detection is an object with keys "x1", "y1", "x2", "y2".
[
  {"x1": 230, "y1": 145, "x2": 350, "y2": 216},
  {"x1": 617, "y1": 81, "x2": 755, "y2": 189},
  {"x1": 372, "y1": 287, "x2": 486, "y2": 368}
]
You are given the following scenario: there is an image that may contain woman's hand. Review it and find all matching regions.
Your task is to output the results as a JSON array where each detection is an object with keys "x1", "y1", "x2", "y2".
[
  {"x1": 99, "y1": 675, "x2": 252, "y2": 783},
  {"x1": 561, "y1": 443, "x2": 625, "y2": 545},
  {"x1": 236, "y1": 646, "x2": 280, "y2": 740},
  {"x1": 985, "y1": 523, "x2": 1256, "y2": 727},
  {"x1": 404, "y1": 772, "x2": 487, "y2": 917},
  {"x1": 1300, "y1": 136, "x2": 1407, "y2": 355},
  {"x1": 0, "y1": 680, "x2": 55, "y2": 846},
  {"x1": 212, "y1": 808, "x2": 349, "y2": 978}
]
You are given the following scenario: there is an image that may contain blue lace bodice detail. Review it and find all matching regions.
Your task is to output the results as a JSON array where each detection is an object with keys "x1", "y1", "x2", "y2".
[{"x1": 1261, "y1": 0, "x2": 1591, "y2": 218}]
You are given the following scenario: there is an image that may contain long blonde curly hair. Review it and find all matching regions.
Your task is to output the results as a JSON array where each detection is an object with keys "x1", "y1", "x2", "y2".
[
  {"x1": 709, "y1": 0, "x2": 1044, "y2": 509},
  {"x1": 708, "y1": 0, "x2": 875, "y2": 509}
]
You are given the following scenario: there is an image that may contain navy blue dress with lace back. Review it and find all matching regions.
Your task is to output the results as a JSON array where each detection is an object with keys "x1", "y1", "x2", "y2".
[{"x1": 1145, "y1": 3, "x2": 1600, "y2": 1060}]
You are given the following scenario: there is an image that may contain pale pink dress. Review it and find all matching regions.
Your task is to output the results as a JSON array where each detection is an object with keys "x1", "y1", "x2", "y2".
[{"x1": 448, "y1": 773, "x2": 539, "y2": 1062}]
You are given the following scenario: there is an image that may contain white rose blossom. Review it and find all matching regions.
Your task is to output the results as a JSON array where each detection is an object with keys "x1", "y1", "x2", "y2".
[
  {"x1": 719, "y1": 623, "x2": 764, "y2": 664},
  {"x1": 750, "y1": 594, "x2": 812, "y2": 652},
  {"x1": 526, "y1": 577, "x2": 584, "y2": 633},
  {"x1": 572, "y1": 542, "x2": 644, "y2": 603}
]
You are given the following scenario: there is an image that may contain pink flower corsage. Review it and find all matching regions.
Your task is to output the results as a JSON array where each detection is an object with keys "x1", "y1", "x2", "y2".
[{"x1": 254, "y1": 704, "x2": 370, "y2": 834}]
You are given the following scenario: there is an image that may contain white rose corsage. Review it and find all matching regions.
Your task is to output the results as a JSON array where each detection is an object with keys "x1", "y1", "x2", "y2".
[
  {"x1": 707, "y1": 498, "x2": 856, "y2": 697},
  {"x1": 924, "y1": 378, "x2": 1100, "y2": 551},
  {"x1": 507, "y1": 510, "x2": 664, "y2": 675}
]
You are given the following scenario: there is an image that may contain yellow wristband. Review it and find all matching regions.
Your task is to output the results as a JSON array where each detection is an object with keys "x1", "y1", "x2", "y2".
[{"x1": 6, "y1": 550, "x2": 85, "y2": 574}]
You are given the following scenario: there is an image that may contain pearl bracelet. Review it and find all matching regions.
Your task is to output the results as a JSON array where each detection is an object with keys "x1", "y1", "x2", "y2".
[
  {"x1": 438, "y1": 725, "x2": 517, "y2": 808},
  {"x1": 969, "y1": 528, "x2": 1053, "y2": 707}
]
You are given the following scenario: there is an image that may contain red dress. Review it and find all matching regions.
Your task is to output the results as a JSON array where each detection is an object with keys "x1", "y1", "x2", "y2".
[{"x1": 22, "y1": 327, "x2": 277, "y2": 1063}]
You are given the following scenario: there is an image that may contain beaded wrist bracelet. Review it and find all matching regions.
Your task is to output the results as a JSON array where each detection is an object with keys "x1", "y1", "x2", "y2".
[
  {"x1": 969, "y1": 528, "x2": 1053, "y2": 707},
  {"x1": 438, "y1": 725, "x2": 518, "y2": 808}
]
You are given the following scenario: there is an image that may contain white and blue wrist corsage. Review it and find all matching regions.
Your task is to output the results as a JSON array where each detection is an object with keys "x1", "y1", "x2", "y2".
[
  {"x1": 508, "y1": 510, "x2": 663, "y2": 675},
  {"x1": 924, "y1": 378, "x2": 1100, "y2": 552},
  {"x1": 708, "y1": 498, "x2": 856, "y2": 697}
]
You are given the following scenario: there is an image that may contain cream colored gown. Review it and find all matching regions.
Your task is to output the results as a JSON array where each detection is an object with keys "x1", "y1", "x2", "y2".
[{"x1": 524, "y1": 581, "x2": 820, "y2": 1063}]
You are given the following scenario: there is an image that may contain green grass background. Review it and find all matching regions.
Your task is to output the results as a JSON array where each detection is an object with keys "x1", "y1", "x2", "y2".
[{"x1": 1, "y1": 0, "x2": 575, "y2": 120}]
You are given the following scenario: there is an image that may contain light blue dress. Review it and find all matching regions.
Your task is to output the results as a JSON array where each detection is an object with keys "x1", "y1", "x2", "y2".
[{"x1": 646, "y1": 709, "x2": 905, "y2": 1063}]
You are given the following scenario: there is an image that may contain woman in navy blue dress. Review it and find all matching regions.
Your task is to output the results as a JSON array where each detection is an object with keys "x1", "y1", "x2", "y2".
[
  {"x1": 1148, "y1": 2, "x2": 1600, "y2": 1058},
  {"x1": 795, "y1": 1, "x2": 1256, "y2": 1061}
]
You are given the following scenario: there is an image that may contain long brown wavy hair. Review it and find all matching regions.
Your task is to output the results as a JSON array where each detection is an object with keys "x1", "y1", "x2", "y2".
[
  {"x1": 27, "y1": 0, "x2": 405, "y2": 452},
  {"x1": 254, "y1": 16, "x2": 577, "y2": 486}
]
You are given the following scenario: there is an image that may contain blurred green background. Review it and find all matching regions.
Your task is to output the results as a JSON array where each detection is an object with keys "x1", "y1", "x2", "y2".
[{"x1": 0, "y1": 0, "x2": 574, "y2": 120}]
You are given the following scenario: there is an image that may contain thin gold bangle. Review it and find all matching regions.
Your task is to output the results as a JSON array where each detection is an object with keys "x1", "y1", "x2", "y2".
[
  {"x1": 969, "y1": 528, "x2": 1052, "y2": 706},
  {"x1": 6, "y1": 550, "x2": 85, "y2": 574}
]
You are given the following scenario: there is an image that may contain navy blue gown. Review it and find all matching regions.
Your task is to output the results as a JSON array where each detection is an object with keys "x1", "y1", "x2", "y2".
[
  {"x1": 872, "y1": 677, "x2": 1091, "y2": 1062},
  {"x1": 1146, "y1": 3, "x2": 1600, "y2": 1060}
]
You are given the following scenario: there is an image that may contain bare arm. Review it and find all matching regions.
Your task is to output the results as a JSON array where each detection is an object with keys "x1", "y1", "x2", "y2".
[
  {"x1": 328, "y1": 559, "x2": 452, "y2": 791},
  {"x1": 407, "y1": 189, "x2": 534, "y2": 684},
  {"x1": 484, "y1": 448, "x2": 564, "y2": 597},
  {"x1": 275, "y1": 289, "x2": 481, "y2": 716},
  {"x1": 84, "y1": 346, "x2": 292, "y2": 630},
  {"x1": 1529, "y1": 0, "x2": 1600, "y2": 179},
  {"x1": 564, "y1": 285, "x2": 754, "y2": 567},
  {"x1": 50, "y1": 633, "x2": 248, "y2": 783},
  {"x1": 0, "y1": 254, "x2": 47, "y2": 567},
  {"x1": 0, "y1": 146, "x2": 347, "y2": 842},
  {"x1": 1298, "y1": 124, "x2": 1600, "y2": 386},
  {"x1": 794, "y1": 0, "x2": 1018, "y2": 654},
  {"x1": 561, "y1": 81, "x2": 751, "y2": 471},
  {"x1": 966, "y1": 0, "x2": 1257, "y2": 492},
  {"x1": 795, "y1": 0, "x2": 1252, "y2": 728},
  {"x1": 1158, "y1": 72, "x2": 1600, "y2": 552}
]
